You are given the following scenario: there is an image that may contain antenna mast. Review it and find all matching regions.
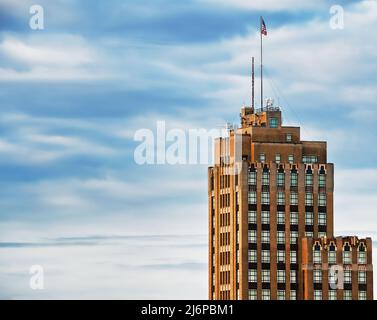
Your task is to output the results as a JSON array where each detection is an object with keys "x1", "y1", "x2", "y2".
[{"x1": 251, "y1": 57, "x2": 255, "y2": 112}]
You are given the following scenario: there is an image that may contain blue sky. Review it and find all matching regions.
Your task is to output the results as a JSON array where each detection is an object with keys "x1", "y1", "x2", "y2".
[{"x1": 0, "y1": 0, "x2": 377, "y2": 299}]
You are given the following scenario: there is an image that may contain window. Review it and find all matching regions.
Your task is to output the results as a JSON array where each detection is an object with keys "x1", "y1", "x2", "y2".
[
  {"x1": 248, "y1": 250, "x2": 257, "y2": 263},
  {"x1": 290, "y1": 172, "x2": 298, "y2": 186},
  {"x1": 269, "y1": 117, "x2": 278, "y2": 128},
  {"x1": 277, "y1": 290, "x2": 285, "y2": 300},
  {"x1": 290, "y1": 270, "x2": 296, "y2": 283},
  {"x1": 314, "y1": 290, "x2": 322, "y2": 300},
  {"x1": 248, "y1": 211, "x2": 257, "y2": 223},
  {"x1": 343, "y1": 245, "x2": 352, "y2": 264},
  {"x1": 288, "y1": 154, "x2": 294, "y2": 164},
  {"x1": 275, "y1": 154, "x2": 281, "y2": 163},
  {"x1": 262, "y1": 250, "x2": 270, "y2": 263},
  {"x1": 318, "y1": 212, "x2": 327, "y2": 225},
  {"x1": 248, "y1": 269, "x2": 257, "y2": 282},
  {"x1": 328, "y1": 250, "x2": 336, "y2": 264},
  {"x1": 261, "y1": 230, "x2": 270, "y2": 243},
  {"x1": 277, "y1": 192, "x2": 285, "y2": 205},
  {"x1": 358, "y1": 271, "x2": 366, "y2": 284},
  {"x1": 236, "y1": 231, "x2": 239, "y2": 244},
  {"x1": 262, "y1": 289, "x2": 270, "y2": 300},
  {"x1": 290, "y1": 231, "x2": 298, "y2": 244},
  {"x1": 262, "y1": 172, "x2": 269, "y2": 185},
  {"x1": 305, "y1": 231, "x2": 313, "y2": 237},
  {"x1": 305, "y1": 173, "x2": 313, "y2": 186},
  {"x1": 262, "y1": 192, "x2": 270, "y2": 205},
  {"x1": 290, "y1": 212, "x2": 298, "y2": 225},
  {"x1": 261, "y1": 211, "x2": 270, "y2": 224},
  {"x1": 248, "y1": 289, "x2": 257, "y2": 300},
  {"x1": 236, "y1": 250, "x2": 239, "y2": 263},
  {"x1": 344, "y1": 270, "x2": 352, "y2": 283},
  {"x1": 277, "y1": 211, "x2": 285, "y2": 224},
  {"x1": 343, "y1": 290, "x2": 352, "y2": 300},
  {"x1": 358, "y1": 251, "x2": 366, "y2": 264},
  {"x1": 318, "y1": 174, "x2": 326, "y2": 187},
  {"x1": 290, "y1": 251, "x2": 297, "y2": 264},
  {"x1": 277, "y1": 270, "x2": 285, "y2": 283},
  {"x1": 277, "y1": 250, "x2": 285, "y2": 263},
  {"x1": 358, "y1": 243, "x2": 366, "y2": 264},
  {"x1": 290, "y1": 192, "x2": 298, "y2": 205},
  {"x1": 305, "y1": 193, "x2": 313, "y2": 206},
  {"x1": 248, "y1": 191, "x2": 257, "y2": 204},
  {"x1": 248, "y1": 230, "x2": 257, "y2": 243},
  {"x1": 318, "y1": 193, "x2": 326, "y2": 206},
  {"x1": 302, "y1": 155, "x2": 318, "y2": 164},
  {"x1": 277, "y1": 231, "x2": 285, "y2": 244},
  {"x1": 277, "y1": 172, "x2": 285, "y2": 186},
  {"x1": 328, "y1": 290, "x2": 337, "y2": 300},
  {"x1": 318, "y1": 232, "x2": 326, "y2": 238},
  {"x1": 262, "y1": 270, "x2": 270, "y2": 283},
  {"x1": 305, "y1": 212, "x2": 314, "y2": 225},
  {"x1": 313, "y1": 249, "x2": 321, "y2": 264},
  {"x1": 248, "y1": 171, "x2": 256, "y2": 185},
  {"x1": 313, "y1": 270, "x2": 322, "y2": 283},
  {"x1": 290, "y1": 290, "x2": 296, "y2": 300},
  {"x1": 286, "y1": 133, "x2": 292, "y2": 142},
  {"x1": 259, "y1": 153, "x2": 266, "y2": 163},
  {"x1": 358, "y1": 291, "x2": 367, "y2": 300}
]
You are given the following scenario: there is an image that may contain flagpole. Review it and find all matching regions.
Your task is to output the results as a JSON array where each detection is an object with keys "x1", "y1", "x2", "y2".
[{"x1": 260, "y1": 16, "x2": 263, "y2": 112}]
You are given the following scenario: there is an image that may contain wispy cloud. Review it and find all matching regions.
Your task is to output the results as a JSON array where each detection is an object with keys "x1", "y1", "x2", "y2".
[
  {"x1": 0, "y1": 0, "x2": 376, "y2": 299},
  {"x1": 200, "y1": 0, "x2": 327, "y2": 11}
]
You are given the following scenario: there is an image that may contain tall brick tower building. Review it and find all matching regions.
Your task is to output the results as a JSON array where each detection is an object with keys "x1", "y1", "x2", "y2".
[{"x1": 208, "y1": 105, "x2": 373, "y2": 300}]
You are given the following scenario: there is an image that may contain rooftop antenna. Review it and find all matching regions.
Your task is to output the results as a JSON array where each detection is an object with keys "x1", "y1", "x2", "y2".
[
  {"x1": 260, "y1": 16, "x2": 267, "y2": 112},
  {"x1": 251, "y1": 56, "x2": 255, "y2": 113}
]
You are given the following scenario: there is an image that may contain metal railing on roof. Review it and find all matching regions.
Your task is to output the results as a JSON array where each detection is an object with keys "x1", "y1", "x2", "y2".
[{"x1": 254, "y1": 106, "x2": 280, "y2": 113}]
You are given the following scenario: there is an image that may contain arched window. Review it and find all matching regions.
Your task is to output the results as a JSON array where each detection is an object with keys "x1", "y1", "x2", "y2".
[
  {"x1": 290, "y1": 168, "x2": 298, "y2": 187},
  {"x1": 305, "y1": 166, "x2": 313, "y2": 187},
  {"x1": 343, "y1": 242, "x2": 352, "y2": 264},
  {"x1": 328, "y1": 242, "x2": 337, "y2": 264},
  {"x1": 358, "y1": 243, "x2": 367, "y2": 264},
  {"x1": 262, "y1": 165, "x2": 270, "y2": 185},
  {"x1": 313, "y1": 241, "x2": 322, "y2": 263},
  {"x1": 277, "y1": 165, "x2": 285, "y2": 186},
  {"x1": 318, "y1": 166, "x2": 326, "y2": 187}
]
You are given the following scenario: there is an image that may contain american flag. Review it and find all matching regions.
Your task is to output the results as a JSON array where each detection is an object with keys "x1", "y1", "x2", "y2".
[{"x1": 261, "y1": 17, "x2": 267, "y2": 36}]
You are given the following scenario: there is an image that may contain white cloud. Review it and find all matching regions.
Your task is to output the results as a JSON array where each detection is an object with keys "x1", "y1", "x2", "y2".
[
  {"x1": 0, "y1": 234, "x2": 207, "y2": 299},
  {"x1": 0, "y1": 67, "x2": 107, "y2": 82},
  {"x1": 0, "y1": 129, "x2": 117, "y2": 165},
  {"x1": 200, "y1": 0, "x2": 326, "y2": 11},
  {"x1": 0, "y1": 35, "x2": 110, "y2": 81},
  {"x1": 332, "y1": 168, "x2": 377, "y2": 233},
  {"x1": 0, "y1": 37, "x2": 94, "y2": 66},
  {"x1": 0, "y1": 138, "x2": 61, "y2": 163},
  {"x1": 147, "y1": 1, "x2": 377, "y2": 116}
]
